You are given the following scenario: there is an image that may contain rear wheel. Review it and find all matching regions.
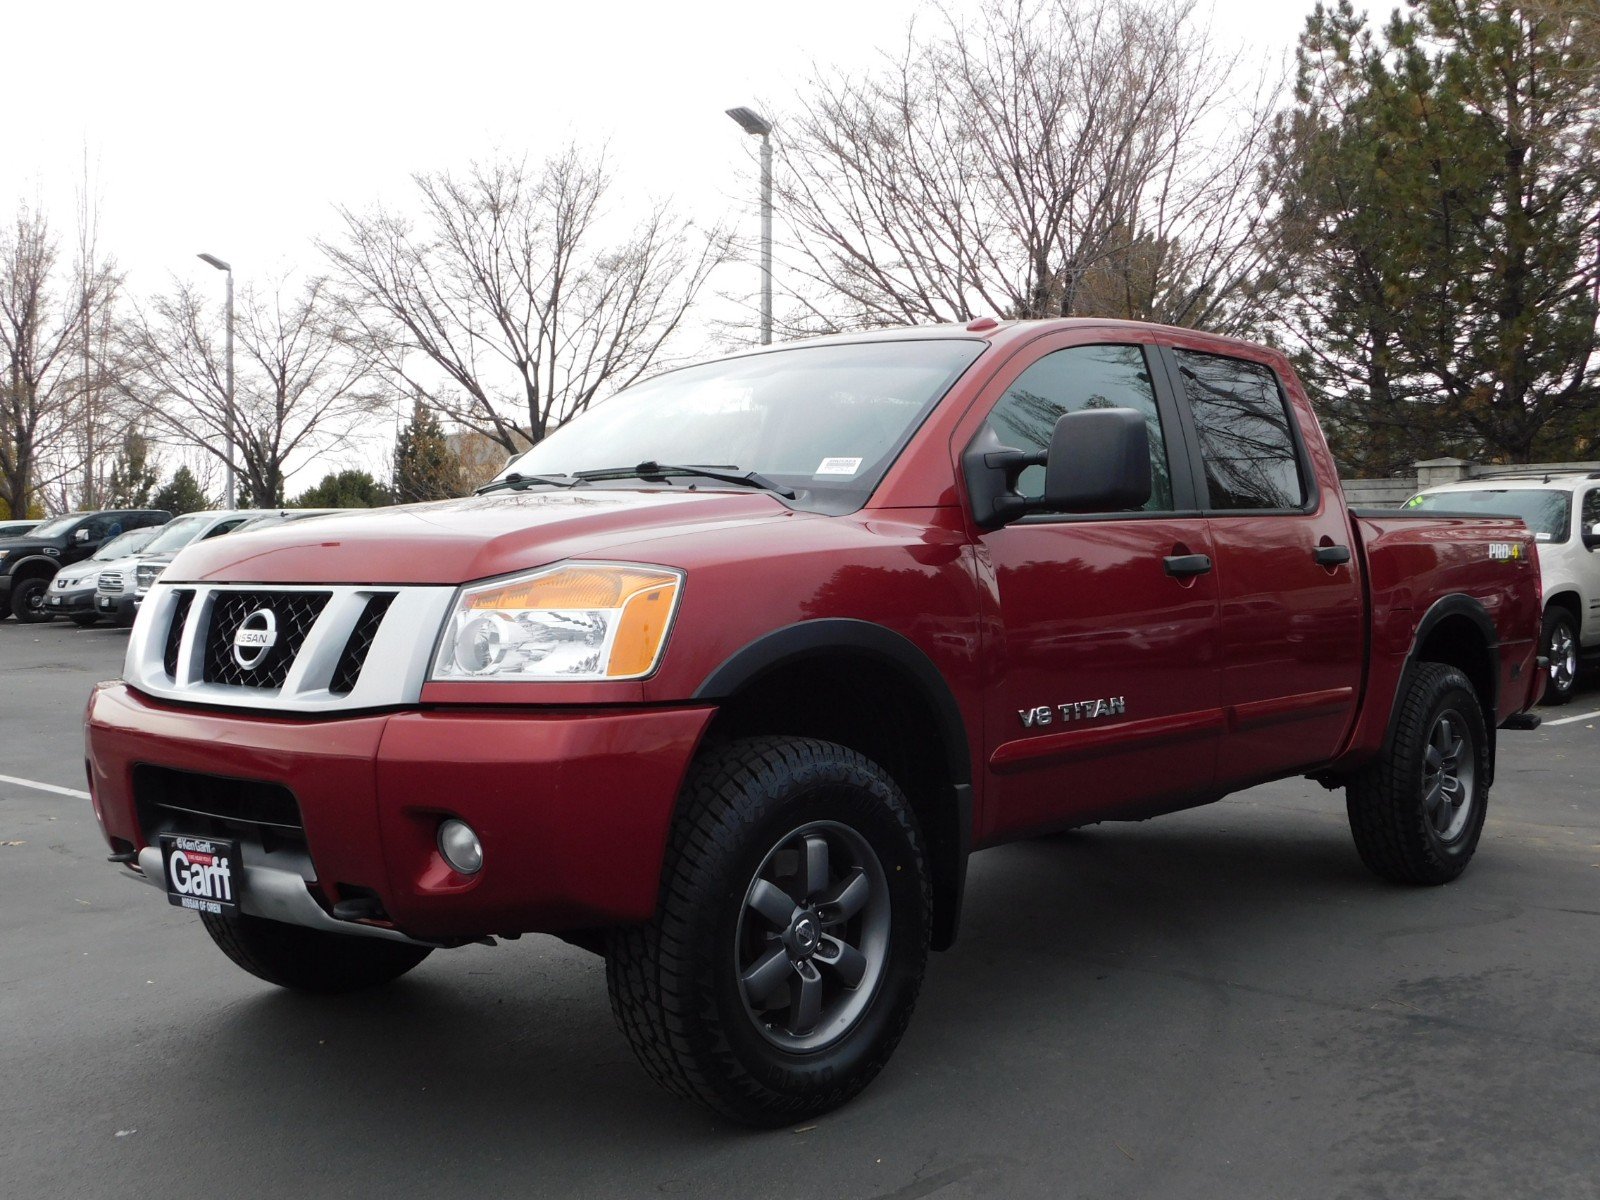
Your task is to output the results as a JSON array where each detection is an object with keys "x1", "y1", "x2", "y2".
[
  {"x1": 606, "y1": 737, "x2": 930, "y2": 1126},
  {"x1": 199, "y1": 911, "x2": 432, "y2": 993},
  {"x1": 10, "y1": 576, "x2": 51, "y2": 622},
  {"x1": 1539, "y1": 608, "x2": 1579, "y2": 706},
  {"x1": 1346, "y1": 663, "x2": 1489, "y2": 885}
]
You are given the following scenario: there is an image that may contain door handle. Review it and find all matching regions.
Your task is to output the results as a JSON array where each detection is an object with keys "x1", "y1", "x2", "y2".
[
  {"x1": 1314, "y1": 545, "x2": 1352, "y2": 567},
  {"x1": 1163, "y1": 554, "x2": 1213, "y2": 578}
]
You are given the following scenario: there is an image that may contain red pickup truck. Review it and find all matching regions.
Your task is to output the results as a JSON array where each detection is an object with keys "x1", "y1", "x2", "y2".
[{"x1": 85, "y1": 319, "x2": 1544, "y2": 1125}]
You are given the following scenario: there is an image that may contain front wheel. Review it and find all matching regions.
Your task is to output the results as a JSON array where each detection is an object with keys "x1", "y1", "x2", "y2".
[
  {"x1": 1346, "y1": 663, "x2": 1489, "y2": 885},
  {"x1": 606, "y1": 737, "x2": 931, "y2": 1126},
  {"x1": 10, "y1": 576, "x2": 51, "y2": 622},
  {"x1": 1539, "y1": 608, "x2": 1579, "y2": 706},
  {"x1": 199, "y1": 911, "x2": 432, "y2": 993}
]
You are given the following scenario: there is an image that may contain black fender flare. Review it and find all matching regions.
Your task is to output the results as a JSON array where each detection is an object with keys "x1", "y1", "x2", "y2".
[
  {"x1": 693, "y1": 618, "x2": 974, "y2": 949},
  {"x1": 1391, "y1": 593, "x2": 1501, "y2": 782},
  {"x1": 5, "y1": 553, "x2": 61, "y2": 582}
]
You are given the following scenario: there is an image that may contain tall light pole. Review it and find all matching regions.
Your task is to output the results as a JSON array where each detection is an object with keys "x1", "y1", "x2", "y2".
[
  {"x1": 197, "y1": 253, "x2": 236, "y2": 507},
  {"x1": 726, "y1": 106, "x2": 773, "y2": 346}
]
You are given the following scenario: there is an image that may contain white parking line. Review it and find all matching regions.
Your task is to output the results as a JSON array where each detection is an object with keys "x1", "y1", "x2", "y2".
[
  {"x1": 1541, "y1": 708, "x2": 1600, "y2": 727},
  {"x1": 0, "y1": 772, "x2": 90, "y2": 800}
]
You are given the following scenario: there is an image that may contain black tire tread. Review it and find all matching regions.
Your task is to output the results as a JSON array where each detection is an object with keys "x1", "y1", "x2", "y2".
[
  {"x1": 10, "y1": 576, "x2": 51, "y2": 622},
  {"x1": 606, "y1": 736, "x2": 929, "y2": 1126},
  {"x1": 1346, "y1": 662, "x2": 1487, "y2": 885}
]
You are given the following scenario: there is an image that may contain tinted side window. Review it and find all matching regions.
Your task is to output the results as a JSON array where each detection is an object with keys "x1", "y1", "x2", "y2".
[
  {"x1": 984, "y1": 344, "x2": 1173, "y2": 511},
  {"x1": 1175, "y1": 351, "x2": 1306, "y2": 511},
  {"x1": 78, "y1": 517, "x2": 111, "y2": 541},
  {"x1": 1582, "y1": 489, "x2": 1600, "y2": 533},
  {"x1": 202, "y1": 519, "x2": 247, "y2": 539}
]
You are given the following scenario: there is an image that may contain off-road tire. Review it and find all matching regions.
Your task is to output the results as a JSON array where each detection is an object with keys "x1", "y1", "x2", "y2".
[
  {"x1": 1539, "y1": 607, "x2": 1579, "y2": 706},
  {"x1": 10, "y1": 576, "x2": 51, "y2": 622},
  {"x1": 1346, "y1": 663, "x2": 1489, "y2": 885},
  {"x1": 200, "y1": 911, "x2": 432, "y2": 994},
  {"x1": 606, "y1": 736, "x2": 931, "y2": 1127},
  {"x1": 69, "y1": 613, "x2": 100, "y2": 628}
]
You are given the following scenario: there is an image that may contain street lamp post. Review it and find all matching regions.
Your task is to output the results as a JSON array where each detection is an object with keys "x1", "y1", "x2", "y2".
[
  {"x1": 726, "y1": 106, "x2": 773, "y2": 346},
  {"x1": 197, "y1": 253, "x2": 236, "y2": 508}
]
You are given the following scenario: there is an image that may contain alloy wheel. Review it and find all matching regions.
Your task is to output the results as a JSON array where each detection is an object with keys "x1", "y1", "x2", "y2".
[
  {"x1": 735, "y1": 820, "x2": 891, "y2": 1052},
  {"x1": 1421, "y1": 710, "x2": 1475, "y2": 844}
]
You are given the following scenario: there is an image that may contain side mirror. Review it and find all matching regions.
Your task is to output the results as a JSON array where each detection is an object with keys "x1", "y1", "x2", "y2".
[
  {"x1": 1584, "y1": 523, "x2": 1600, "y2": 551},
  {"x1": 74, "y1": 528, "x2": 90, "y2": 543},
  {"x1": 964, "y1": 408, "x2": 1152, "y2": 529},
  {"x1": 1039, "y1": 408, "x2": 1152, "y2": 514}
]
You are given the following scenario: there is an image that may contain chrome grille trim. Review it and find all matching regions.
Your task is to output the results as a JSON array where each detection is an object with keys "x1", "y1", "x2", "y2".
[{"x1": 125, "y1": 583, "x2": 455, "y2": 712}]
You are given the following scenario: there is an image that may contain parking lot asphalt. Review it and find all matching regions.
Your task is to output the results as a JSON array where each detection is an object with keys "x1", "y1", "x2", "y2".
[{"x1": 1, "y1": 619, "x2": 1597, "y2": 1200}]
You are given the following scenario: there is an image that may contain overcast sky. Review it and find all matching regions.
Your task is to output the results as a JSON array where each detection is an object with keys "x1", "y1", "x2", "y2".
[{"x1": 3, "y1": 0, "x2": 1320, "y2": 489}]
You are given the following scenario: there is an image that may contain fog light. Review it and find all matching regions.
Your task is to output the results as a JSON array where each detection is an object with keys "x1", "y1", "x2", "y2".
[{"x1": 437, "y1": 819, "x2": 483, "y2": 875}]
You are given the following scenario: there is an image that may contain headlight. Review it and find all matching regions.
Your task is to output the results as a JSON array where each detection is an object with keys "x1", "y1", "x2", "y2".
[
  {"x1": 135, "y1": 563, "x2": 164, "y2": 590},
  {"x1": 431, "y1": 562, "x2": 683, "y2": 681}
]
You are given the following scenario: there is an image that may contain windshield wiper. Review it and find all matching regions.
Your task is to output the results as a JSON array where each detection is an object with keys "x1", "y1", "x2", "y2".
[
  {"x1": 573, "y1": 462, "x2": 795, "y2": 499},
  {"x1": 474, "y1": 472, "x2": 584, "y2": 496}
]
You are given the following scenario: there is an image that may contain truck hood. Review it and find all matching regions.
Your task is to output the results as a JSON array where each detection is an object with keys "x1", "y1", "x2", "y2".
[{"x1": 166, "y1": 488, "x2": 797, "y2": 585}]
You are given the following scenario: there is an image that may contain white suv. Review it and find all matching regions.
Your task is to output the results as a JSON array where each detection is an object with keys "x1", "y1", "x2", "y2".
[{"x1": 1407, "y1": 472, "x2": 1600, "y2": 704}]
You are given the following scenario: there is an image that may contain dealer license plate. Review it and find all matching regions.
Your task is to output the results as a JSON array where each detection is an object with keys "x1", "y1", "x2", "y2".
[
  {"x1": 159, "y1": 834, "x2": 243, "y2": 917},
  {"x1": 47, "y1": 596, "x2": 62, "y2": 606}
]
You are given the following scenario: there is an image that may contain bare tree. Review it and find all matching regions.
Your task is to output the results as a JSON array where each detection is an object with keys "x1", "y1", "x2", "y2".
[
  {"x1": 69, "y1": 156, "x2": 132, "y2": 510},
  {"x1": 322, "y1": 145, "x2": 729, "y2": 454},
  {"x1": 765, "y1": 0, "x2": 1280, "y2": 335},
  {"x1": 117, "y1": 276, "x2": 384, "y2": 506},
  {"x1": 0, "y1": 203, "x2": 117, "y2": 518}
]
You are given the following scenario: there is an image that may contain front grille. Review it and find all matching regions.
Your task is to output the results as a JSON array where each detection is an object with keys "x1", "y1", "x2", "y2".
[
  {"x1": 133, "y1": 764, "x2": 306, "y2": 855},
  {"x1": 98, "y1": 572, "x2": 123, "y2": 593},
  {"x1": 163, "y1": 590, "x2": 194, "y2": 678},
  {"x1": 202, "y1": 590, "x2": 331, "y2": 689},
  {"x1": 329, "y1": 593, "x2": 395, "y2": 695}
]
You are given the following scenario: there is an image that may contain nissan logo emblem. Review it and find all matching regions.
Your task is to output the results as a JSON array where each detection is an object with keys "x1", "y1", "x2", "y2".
[{"x1": 231, "y1": 608, "x2": 278, "y2": 670}]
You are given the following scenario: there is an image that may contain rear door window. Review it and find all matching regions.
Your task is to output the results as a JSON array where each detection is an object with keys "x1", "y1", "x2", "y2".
[{"x1": 1175, "y1": 351, "x2": 1306, "y2": 511}]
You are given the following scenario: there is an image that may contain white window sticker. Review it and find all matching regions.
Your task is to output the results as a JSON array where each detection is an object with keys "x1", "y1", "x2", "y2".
[{"x1": 814, "y1": 457, "x2": 863, "y2": 476}]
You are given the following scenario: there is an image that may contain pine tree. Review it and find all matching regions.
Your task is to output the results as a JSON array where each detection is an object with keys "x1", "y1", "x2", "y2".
[
  {"x1": 393, "y1": 399, "x2": 465, "y2": 503},
  {"x1": 1270, "y1": 0, "x2": 1600, "y2": 472},
  {"x1": 291, "y1": 469, "x2": 391, "y2": 508},
  {"x1": 104, "y1": 434, "x2": 160, "y2": 508},
  {"x1": 151, "y1": 467, "x2": 213, "y2": 515}
]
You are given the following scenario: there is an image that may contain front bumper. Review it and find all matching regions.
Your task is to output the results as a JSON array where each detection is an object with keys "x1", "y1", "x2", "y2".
[
  {"x1": 46, "y1": 584, "x2": 96, "y2": 615},
  {"x1": 86, "y1": 683, "x2": 714, "y2": 941},
  {"x1": 94, "y1": 592, "x2": 139, "y2": 624}
]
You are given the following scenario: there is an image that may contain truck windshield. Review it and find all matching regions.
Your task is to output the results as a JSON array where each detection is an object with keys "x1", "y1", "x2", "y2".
[
  {"x1": 28, "y1": 514, "x2": 86, "y2": 539},
  {"x1": 1406, "y1": 488, "x2": 1571, "y2": 542},
  {"x1": 504, "y1": 340, "x2": 986, "y2": 514},
  {"x1": 140, "y1": 515, "x2": 210, "y2": 554},
  {"x1": 92, "y1": 528, "x2": 160, "y2": 561}
]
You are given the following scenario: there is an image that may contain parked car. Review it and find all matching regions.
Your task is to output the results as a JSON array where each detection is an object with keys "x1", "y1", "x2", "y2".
[
  {"x1": 44, "y1": 527, "x2": 165, "y2": 625},
  {"x1": 94, "y1": 510, "x2": 273, "y2": 626},
  {"x1": 0, "y1": 518, "x2": 39, "y2": 539},
  {"x1": 88, "y1": 320, "x2": 1544, "y2": 1125},
  {"x1": 1407, "y1": 471, "x2": 1600, "y2": 704},
  {"x1": 0, "y1": 509, "x2": 171, "y2": 621},
  {"x1": 228, "y1": 508, "x2": 356, "y2": 533}
]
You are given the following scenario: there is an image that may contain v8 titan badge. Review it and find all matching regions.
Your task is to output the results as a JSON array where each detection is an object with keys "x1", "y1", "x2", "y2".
[{"x1": 159, "y1": 834, "x2": 242, "y2": 916}]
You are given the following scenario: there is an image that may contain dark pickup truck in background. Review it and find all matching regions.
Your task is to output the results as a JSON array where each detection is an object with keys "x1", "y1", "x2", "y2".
[
  {"x1": 85, "y1": 319, "x2": 1543, "y2": 1124},
  {"x1": 0, "y1": 509, "x2": 170, "y2": 622}
]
